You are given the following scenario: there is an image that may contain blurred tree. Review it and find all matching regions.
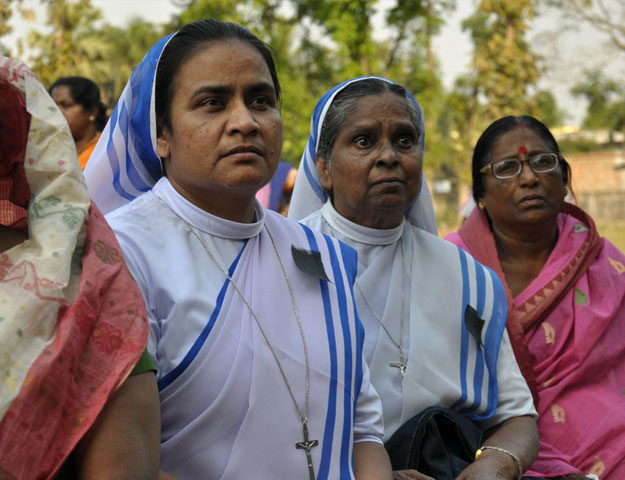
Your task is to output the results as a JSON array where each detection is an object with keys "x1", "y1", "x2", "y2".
[
  {"x1": 175, "y1": 0, "x2": 258, "y2": 27},
  {"x1": 22, "y1": 1, "x2": 167, "y2": 107},
  {"x1": 0, "y1": 0, "x2": 19, "y2": 39},
  {"x1": 572, "y1": 72, "x2": 625, "y2": 132},
  {"x1": 533, "y1": 89, "x2": 565, "y2": 127},
  {"x1": 97, "y1": 18, "x2": 165, "y2": 104},
  {"x1": 0, "y1": 0, "x2": 33, "y2": 55},
  {"x1": 24, "y1": 0, "x2": 106, "y2": 86},
  {"x1": 11, "y1": 0, "x2": 561, "y2": 228},
  {"x1": 566, "y1": 0, "x2": 625, "y2": 53},
  {"x1": 0, "y1": 0, "x2": 16, "y2": 55},
  {"x1": 294, "y1": 0, "x2": 377, "y2": 77},
  {"x1": 400, "y1": 2, "x2": 457, "y2": 178},
  {"x1": 462, "y1": 0, "x2": 541, "y2": 120}
]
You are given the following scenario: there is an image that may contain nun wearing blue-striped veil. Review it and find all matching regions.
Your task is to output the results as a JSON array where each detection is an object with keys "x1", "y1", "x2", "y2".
[
  {"x1": 289, "y1": 77, "x2": 539, "y2": 480},
  {"x1": 84, "y1": 20, "x2": 394, "y2": 480}
]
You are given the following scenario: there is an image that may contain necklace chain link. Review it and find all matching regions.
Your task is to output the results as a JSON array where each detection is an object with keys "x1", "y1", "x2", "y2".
[
  {"x1": 354, "y1": 239, "x2": 405, "y2": 356},
  {"x1": 325, "y1": 218, "x2": 407, "y2": 377}
]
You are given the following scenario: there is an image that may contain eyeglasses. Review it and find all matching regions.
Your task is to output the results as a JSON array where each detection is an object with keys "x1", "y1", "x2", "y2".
[{"x1": 479, "y1": 152, "x2": 561, "y2": 179}]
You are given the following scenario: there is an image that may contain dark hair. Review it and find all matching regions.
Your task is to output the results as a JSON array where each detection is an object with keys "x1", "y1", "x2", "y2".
[
  {"x1": 49, "y1": 76, "x2": 107, "y2": 130},
  {"x1": 317, "y1": 78, "x2": 423, "y2": 162},
  {"x1": 155, "y1": 19, "x2": 281, "y2": 136},
  {"x1": 472, "y1": 115, "x2": 572, "y2": 203}
]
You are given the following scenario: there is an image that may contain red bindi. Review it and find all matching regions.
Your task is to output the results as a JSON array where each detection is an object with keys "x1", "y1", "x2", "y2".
[{"x1": 518, "y1": 145, "x2": 527, "y2": 154}]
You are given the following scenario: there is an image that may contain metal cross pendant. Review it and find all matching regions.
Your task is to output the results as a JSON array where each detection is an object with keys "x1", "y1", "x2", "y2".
[
  {"x1": 295, "y1": 421, "x2": 318, "y2": 480},
  {"x1": 389, "y1": 348, "x2": 406, "y2": 379}
]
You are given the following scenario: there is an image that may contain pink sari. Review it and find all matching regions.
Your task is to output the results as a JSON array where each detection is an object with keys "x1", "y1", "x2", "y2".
[{"x1": 447, "y1": 204, "x2": 625, "y2": 479}]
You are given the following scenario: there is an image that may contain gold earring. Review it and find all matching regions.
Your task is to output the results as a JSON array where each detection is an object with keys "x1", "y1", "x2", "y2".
[
  {"x1": 89, "y1": 115, "x2": 96, "y2": 122},
  {"x1": 478, "y1": 202, "x2": 485, "y2": 210}
]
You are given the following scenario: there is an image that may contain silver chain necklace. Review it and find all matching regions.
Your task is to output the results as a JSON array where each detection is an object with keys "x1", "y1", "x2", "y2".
[
  {"x1": 324, "y1": 219, "x2": 407, "y2": 378},
  {"x1": 180, "y1": 217, "x2": 318, "y2": 480}
]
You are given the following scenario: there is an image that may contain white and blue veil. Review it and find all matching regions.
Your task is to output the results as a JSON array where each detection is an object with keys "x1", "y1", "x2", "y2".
[
  {"x1": 288, "y1": 76, "x2": 438, "y2": 235},
  {"x1": 84, "y1": 33, "x2": 175, "y2": 214}
]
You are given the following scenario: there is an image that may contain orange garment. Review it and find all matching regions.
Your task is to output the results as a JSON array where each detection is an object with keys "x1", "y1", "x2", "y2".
[{"x1": 78, "y1": 132, "x2": 100, "y2": 170}]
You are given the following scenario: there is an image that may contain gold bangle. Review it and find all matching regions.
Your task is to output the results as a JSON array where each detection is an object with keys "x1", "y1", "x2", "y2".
[{"x1": 475, "y1": 445, "x2": 523, "y2": 479}]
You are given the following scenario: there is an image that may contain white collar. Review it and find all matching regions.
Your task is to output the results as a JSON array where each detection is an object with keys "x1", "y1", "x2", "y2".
[
  {"x1": 153, "y1": 177, "x2": 265, "y2": 240},
  {"x1": 321, "y1": 201, "x2": 404, "y2": 246}
]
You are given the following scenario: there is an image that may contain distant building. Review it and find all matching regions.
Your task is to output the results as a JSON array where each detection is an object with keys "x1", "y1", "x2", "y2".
[
  {"x1": 555, "y1": 127, "x2": 625, "y2": 223},
  {"x1": 553, "y1": 126, "x2": 625, "y2": 145}
]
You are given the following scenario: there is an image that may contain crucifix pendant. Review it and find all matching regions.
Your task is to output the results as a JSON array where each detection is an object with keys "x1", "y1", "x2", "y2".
[
  {"x1": 389, "y1": 348, "x2": 406, "y2": 379},
  {"x1": 295, "y1": 421, "x2": 318, "y2": 480}
]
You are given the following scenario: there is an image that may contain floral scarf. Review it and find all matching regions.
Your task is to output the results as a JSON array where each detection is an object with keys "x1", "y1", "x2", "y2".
[{"x1": 0, "y1": 56, "x2": 149, "y2": 480}]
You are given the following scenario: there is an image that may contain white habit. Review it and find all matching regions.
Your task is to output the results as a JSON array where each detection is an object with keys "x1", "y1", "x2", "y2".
[
  {"x1": 106, "y1": 178, "x2": 384, "y2": 479},
  {"x1": 300, "y1": 201, "x2": 536, "y2": 440}
]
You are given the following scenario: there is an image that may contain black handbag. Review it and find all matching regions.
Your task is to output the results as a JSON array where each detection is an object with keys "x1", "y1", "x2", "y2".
[{"x1": 385, "y1": 406, "x2": 542, "y2": 480}]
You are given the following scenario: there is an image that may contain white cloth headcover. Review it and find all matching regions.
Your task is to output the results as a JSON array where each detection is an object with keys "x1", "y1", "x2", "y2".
[
  {"x1": 288, "y1": 75, "x2": 437, "y2": 235},
  {"x1": 84, "y1": 33, "x2": 176, "y2": 214}
]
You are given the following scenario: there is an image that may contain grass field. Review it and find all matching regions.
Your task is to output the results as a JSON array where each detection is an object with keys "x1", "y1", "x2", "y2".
[{"x1": 597, "y1": 223, "x2": 625, "y2": 253}]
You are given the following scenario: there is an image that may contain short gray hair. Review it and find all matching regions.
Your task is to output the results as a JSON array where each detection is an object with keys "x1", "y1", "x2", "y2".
[{"x1": 316, "y1": 79, "x2": 423, "y2": 162}]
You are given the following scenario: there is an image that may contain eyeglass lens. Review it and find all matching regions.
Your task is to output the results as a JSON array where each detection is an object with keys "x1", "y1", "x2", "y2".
[{"x1": 492, "y1": 153, "x2": 559, "y2": 178}]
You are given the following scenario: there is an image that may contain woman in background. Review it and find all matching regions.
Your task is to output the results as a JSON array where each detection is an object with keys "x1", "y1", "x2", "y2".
[
  {"x1": 447, "y1": 115, "x2": 625, "y2": 479},
  {"x1": 50, "y1": 76, "x2": 107, "y2": 170}
]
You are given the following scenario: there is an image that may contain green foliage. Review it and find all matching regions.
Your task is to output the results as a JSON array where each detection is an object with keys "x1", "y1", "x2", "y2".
[
  {"x1": 96, "y1": 18, "x2": 165, "y2": 105},
  {"x1": 572, "y1": 72, "x2": 625, "y2": 132},
  {"x1": 0, "y1": 0, "x2": 15, "y2": 38},
  {"x1": 19, "y1": 0, "x2": 166, "y2": 107},
  {"x1": 294, "y1": 0, "x2": 377, "y2": 76},
  {"x1": 25, "y1": 0, "x2": 105, "y2": 86},
  {"x1": 432, "y1": 0, "x2": 550, "y2": 198},
  {"x1": 462, "y1": 0, "x2": 540, "y2": 120},
  {"x1": 0, "y1": 0, "x2": 34, "y2": 55},
  {"x1": 12, "y1": 0, "x2": 566, "y2": 228},
  {"x1": 533, "y1": 90, "x2": 565, "y2": 128}
]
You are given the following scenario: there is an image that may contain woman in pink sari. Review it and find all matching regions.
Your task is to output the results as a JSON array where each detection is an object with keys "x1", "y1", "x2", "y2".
[{"x1": 447, "y1": 115, "x2": 625, "y2": 480}]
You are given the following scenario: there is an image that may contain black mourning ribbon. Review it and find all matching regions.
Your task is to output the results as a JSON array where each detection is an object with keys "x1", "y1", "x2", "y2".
[
  {"x1": 464, "y1": 305, "x2": 484, "y2": 347},
  {"x1": 291, "y1": 245, "x2": 331, "y2": 282}
]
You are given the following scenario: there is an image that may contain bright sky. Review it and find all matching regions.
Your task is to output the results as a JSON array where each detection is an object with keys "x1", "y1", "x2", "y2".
[{"x1": 5, "y1": 0, "x2": 624, "y2": 126}]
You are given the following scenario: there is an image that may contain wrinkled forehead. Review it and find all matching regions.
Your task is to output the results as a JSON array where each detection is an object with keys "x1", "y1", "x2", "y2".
[{"x1": 314, "y1": 77, "x2": 424, "y2": 150}]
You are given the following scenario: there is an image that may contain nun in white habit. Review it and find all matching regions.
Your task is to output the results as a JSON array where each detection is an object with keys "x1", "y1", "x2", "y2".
[
  {"x1": 84, "y1": 21, "x2": 393, "y2": 480},
  {"x1": 289, "y1": 76, "x2": 539, "y2": 480}
]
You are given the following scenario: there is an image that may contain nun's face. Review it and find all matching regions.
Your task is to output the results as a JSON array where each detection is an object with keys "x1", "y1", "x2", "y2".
[
  {"x1": 157, "y1": 40, "x2": 283, "y2": 221},
  {"x1": 317, "y1": 92, "x2": 423, "y2": 229}
]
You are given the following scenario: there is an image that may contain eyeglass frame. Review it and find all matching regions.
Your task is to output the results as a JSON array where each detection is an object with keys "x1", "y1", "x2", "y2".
[{"x1": 479, "y1": 152, "x2": 563, "y2": 179}]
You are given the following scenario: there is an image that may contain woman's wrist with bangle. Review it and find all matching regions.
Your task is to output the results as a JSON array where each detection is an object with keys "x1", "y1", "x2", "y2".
[{"x1": 475, "y1": 445, "x2": 523, "y2": 480}]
